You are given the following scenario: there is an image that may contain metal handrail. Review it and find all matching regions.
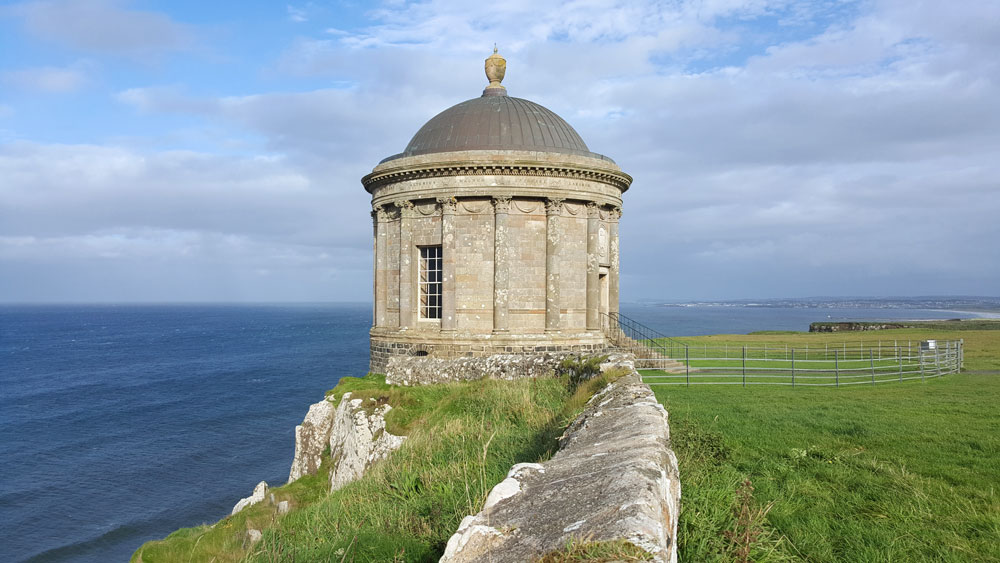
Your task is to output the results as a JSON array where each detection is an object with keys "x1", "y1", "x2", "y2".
[{"x1": 600, "y1": 311, "x2": 688, "y2": 363}]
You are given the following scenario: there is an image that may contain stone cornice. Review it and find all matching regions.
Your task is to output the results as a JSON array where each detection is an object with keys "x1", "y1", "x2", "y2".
[{"x1": 362, "y1": 162, "x2": 632, "y2": 194}]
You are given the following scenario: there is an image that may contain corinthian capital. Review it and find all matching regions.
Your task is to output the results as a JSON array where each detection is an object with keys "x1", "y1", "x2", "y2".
[
  {"x1": 394, "y1": 199, "x2": 416, "y2": 218},
  {"x1": 545, "y1": 198, "x2": 564, "y2": 216},
  {"x1": 436, "y1": 197, "x2": 458, "y2": 214},
  {"x1": 492, "y1": 196, "x2": 512, "y2": 214}
]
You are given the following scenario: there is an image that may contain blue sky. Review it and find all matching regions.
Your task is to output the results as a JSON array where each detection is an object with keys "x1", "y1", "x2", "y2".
[{"x1": 1, "y1": 0, "x2": 998, "y2": 302}]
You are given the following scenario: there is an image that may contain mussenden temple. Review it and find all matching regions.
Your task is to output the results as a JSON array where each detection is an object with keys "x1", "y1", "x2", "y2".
[{"x1": 363, "y1": 49, "x2": 632, "y2": 373}]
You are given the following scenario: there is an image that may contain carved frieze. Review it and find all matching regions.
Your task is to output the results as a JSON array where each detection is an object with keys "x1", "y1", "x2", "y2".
[
  {"x1": 459, "y1": 200, "x2": 491, "y2": 214},
  {"x1": 512, "y1": 199, "x2": 543, "y2": 214},
  {"x1": 362, "y1": 163, "x2": 632, "y2": 193}
]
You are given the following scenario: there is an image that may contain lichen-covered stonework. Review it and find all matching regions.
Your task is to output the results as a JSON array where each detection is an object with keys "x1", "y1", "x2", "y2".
[
  {"x1": 439, "y1": 370, "x2": 680, "y2": 563},
  {"x1": 385, "y1": 351, "x2": 634, "y2": 386}
]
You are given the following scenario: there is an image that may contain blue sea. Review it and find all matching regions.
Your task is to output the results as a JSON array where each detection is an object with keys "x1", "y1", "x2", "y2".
[{"x1": 0, "y1": 302, "x2": 986, "y2": 562}]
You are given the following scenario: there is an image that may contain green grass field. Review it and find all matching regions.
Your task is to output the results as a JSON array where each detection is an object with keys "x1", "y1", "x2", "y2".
[
  {"x1": 653, "y1": 327, "x2": 1000, "y2": 562},
  {"x1": 132, "y1": 367, "x2": 622, "y2": 562}
]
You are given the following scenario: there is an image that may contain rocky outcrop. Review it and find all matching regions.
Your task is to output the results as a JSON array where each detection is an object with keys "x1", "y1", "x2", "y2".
[
  {"x1": 287, "y1": 398, "x2": 338, "y2": 483},
  {"x1": 809, "y1": 321, "x2": 909, "y2": 332},
  {"x1": 281, "y1": 391, "x2": 406, "y2": 493},
  {"x1": 386, "y1": 352, "x2": 634, "y2": 386},
  {"x1": 231, "y1": 481, "x2": 269, "y2": 516},
  {"x1": 440, "y1": 371, "x2": 680, "y2": 563},
  {"x1": 328, "y1": 392, "x2": 406, "y2": 491}
]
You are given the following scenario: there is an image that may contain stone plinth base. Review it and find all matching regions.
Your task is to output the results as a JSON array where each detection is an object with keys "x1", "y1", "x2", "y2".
[{"x1": 369, "y1": 328, "x2": 606, "y2": 374}]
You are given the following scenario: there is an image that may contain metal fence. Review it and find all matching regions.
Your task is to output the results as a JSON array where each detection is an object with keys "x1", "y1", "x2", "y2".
[
  {"x1": 601, "y1": 311, "x2": 964, "y2": 386},
  {"x1": 642, "y1": 340, "x2": 964, "y2": 386}
]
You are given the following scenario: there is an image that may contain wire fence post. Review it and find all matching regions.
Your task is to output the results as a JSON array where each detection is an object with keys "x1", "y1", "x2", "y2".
[
  {"x1": 870, "y1": 349, "x2": 876, "y2": 385},
  {"x1": 685, "y1": 347, "x2": 689, "y2": 387},
  {"x1": 898, "y1": 347, "x2": 903, "y2": 382},
  {"x1": 791, "y1": 348, "x2": 796, "y2": 387},
  {"x1": 919, "y1": 349, "x2": 925, "y2": 382},
  {"x1": 835, "y1": 350, "x2": 840, "y2": 387},
  {"x1": 742, "y1": 346, "x2": 746, "y2": 388}
]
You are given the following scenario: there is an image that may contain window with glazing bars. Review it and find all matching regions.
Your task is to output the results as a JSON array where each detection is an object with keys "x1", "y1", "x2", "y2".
[{"x1": 418, "y1": 246, "x2": 442, "y2": 320}]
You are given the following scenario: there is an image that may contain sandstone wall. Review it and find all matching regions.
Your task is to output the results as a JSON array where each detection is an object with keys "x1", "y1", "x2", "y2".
[{"x1": 507, "y1": 203, "x2": 547, "y2": 332}]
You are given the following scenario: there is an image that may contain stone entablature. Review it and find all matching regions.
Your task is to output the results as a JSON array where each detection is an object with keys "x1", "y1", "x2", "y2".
[{"x1": 363, "y1": 150, "x2": 630, "y2": 208}]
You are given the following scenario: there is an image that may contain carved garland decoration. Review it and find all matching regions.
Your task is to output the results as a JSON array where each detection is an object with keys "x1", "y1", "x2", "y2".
[{"x1": 362, "y1": 164, "x2": 632, "y2": 193}]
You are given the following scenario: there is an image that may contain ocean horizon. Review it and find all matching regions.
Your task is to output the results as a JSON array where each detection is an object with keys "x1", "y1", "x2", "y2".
[{"x1": 1, "y1": 301, "x2": 989, "y2": 562}]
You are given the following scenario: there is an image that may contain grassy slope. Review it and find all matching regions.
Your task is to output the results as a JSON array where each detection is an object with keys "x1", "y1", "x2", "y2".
[
  {"x1": 654, "y1": 328, "x2": 1000, "y2": 562},
  {"x1": 133, "y1": 370, "x2": 618, "y2": 563}
]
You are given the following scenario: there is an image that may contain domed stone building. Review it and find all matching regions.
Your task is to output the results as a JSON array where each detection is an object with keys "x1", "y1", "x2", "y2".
[{"x1": 364, "y1": 50, "x2": 631, "y2": 373}]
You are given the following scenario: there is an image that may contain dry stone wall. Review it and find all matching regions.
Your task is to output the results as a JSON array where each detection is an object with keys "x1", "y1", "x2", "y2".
[{"x1": 440, "y1": 370, "x2": 680, "y2": 563}]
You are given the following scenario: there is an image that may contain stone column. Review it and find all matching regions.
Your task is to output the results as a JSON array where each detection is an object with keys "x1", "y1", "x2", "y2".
[
  {"x1": 396, "y1": 200, "x2": 416, "y2": 329},
  {"x1": 373, "y1": 206, "x2": 386, "y2": 328},
  {"x1": 609, "y1": 207, "x2": 622, "y2": 316},
  {"x1": 492, "y1": 197, "x2": 511, "y2": 333},
  {"x1": 545, "y1": 198, "x2": 564, "y2": 332},
  {"x1": 438, "y1": 197, "x2": 457, "y2": 332},
  {"x1": 586, "y1": 202, "x2": 600, "y2": 331}
]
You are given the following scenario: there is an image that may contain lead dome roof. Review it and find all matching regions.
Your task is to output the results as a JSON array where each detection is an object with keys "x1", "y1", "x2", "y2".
[{"x1": 380, "y1": 50, "x2": 613, "y2": 164}]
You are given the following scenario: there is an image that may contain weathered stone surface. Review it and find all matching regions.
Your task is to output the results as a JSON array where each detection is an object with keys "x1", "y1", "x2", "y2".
[
  {"x1": 246, "y1": 529, "x2": 262, "y2": 544},
  {"x1": 287, "y1": 397, "x2": 338, "y2": 483},
  {"x1": 276, "y1": 500, "x2": 290, "y2": 515},
  {"x1": 329, "y1": 392, "x2": 406, "y2": 492},
  {"x1": 386, "y1": 351, "x2": 633, "y2": 386},
  {"x1": 440, "y1": 371, "x2": 680, "y2": 563},
  {"x1": 231, "y1": 481, "x2": 268, "y2": 516}
]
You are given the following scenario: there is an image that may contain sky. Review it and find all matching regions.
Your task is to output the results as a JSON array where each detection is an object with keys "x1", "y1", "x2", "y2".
[{"x1": 1, "y1": 0, "x2": 998, "y2": 303}]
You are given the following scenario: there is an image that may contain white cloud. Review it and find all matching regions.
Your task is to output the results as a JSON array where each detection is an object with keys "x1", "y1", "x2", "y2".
[
  {"x1": 3, "y1": 0, "x2": 999, "y2": 301},
  {"x1": 11, "y1": 0, "x2": 193, "y2": 56},
  {"x1": 2, "y1": 63, "x2": 90, "y2": 92},
  {"x1": 287, "y1": 5, "x2": 307, "y2": 23},
  {"x1": 0, "y1": 141, "x2": 372, "y2": 300}
]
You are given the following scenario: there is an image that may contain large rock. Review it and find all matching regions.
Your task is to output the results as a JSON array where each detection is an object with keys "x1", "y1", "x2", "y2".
[
  {"x1": 287, "y1": 398, "x2": 338, "y2": 483},
  {"x1": 329, "y1": 392, "x2": 406, "y2": 491},
  {"x1": 231, "y1": 481, "x2": 268, "y2": 516},
  {"x1": 440, "y1": 371, "x2": 680, "y2": 563}
]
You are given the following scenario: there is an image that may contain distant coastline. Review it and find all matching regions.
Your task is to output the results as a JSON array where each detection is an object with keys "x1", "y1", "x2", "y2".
[{"x1": 643, "y1": 296, "x2": 1000, "y2": 315}]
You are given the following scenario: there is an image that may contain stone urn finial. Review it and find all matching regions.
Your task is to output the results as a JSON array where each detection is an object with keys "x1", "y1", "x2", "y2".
[{"x1": 483, "y1": 46, "x2": 507, "y2": 97}]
